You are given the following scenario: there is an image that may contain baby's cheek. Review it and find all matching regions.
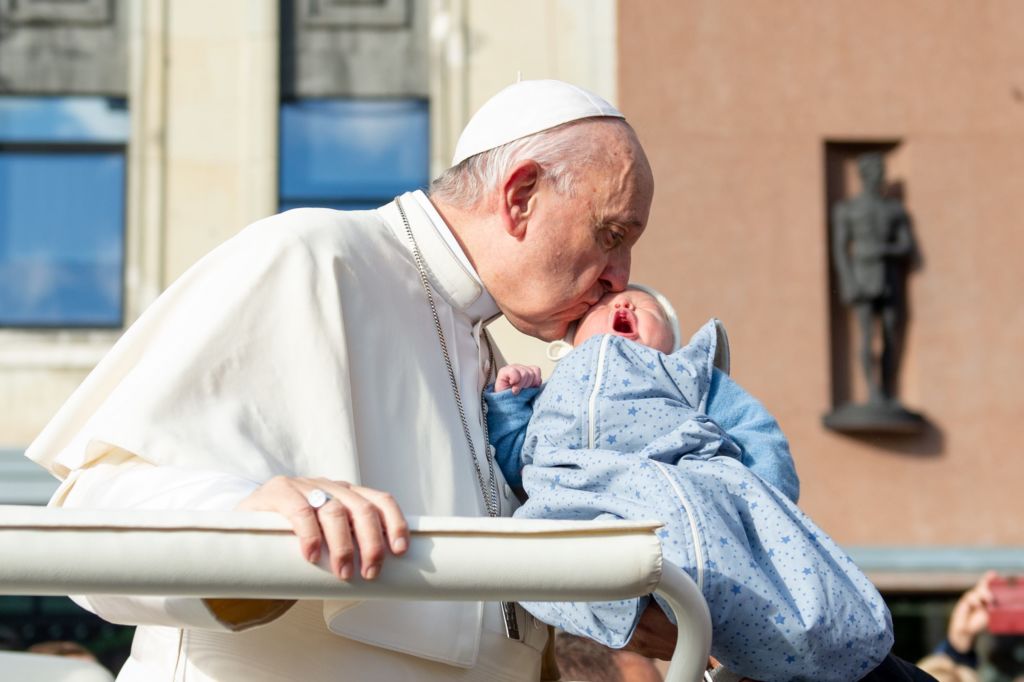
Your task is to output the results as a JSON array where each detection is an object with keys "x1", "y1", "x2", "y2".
[{"x1": 573, "y1": 317, "x2": 609, "y2": 347}]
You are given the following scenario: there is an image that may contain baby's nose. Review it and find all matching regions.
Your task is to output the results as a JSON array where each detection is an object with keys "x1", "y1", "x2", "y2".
[{"x1": 613, "y1": 300, "x2": 635, "y2": 311}]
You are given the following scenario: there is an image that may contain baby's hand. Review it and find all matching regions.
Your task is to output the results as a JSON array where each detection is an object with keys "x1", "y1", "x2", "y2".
[{"x1": 495, "y1": 364, "x2": 542, "y2": 395}]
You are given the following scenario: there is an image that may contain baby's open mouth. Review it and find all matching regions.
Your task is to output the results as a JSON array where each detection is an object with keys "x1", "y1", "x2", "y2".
[{"x1": 612, "y1": 309, "x2": 637, "y2": 336}]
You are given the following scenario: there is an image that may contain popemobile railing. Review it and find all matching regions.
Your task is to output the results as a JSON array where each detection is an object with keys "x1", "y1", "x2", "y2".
[{"x1": 0, "y1": 505, "x2": 712, "y2": 682}]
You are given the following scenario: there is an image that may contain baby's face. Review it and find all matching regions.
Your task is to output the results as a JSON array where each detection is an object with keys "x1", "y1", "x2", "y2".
[{"x1": 573, "y1": 289, "x2": 675, "y2": 354}]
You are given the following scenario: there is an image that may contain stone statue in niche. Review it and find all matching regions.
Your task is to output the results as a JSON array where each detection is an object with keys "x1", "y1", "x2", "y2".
[{"x1": 824, "y1": 152, "x2": 924, "y2": 433}]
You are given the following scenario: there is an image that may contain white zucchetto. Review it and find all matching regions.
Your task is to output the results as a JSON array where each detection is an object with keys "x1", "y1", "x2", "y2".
[{"x1": 451, "y1": 79, "x2": 625, "y2": 167}]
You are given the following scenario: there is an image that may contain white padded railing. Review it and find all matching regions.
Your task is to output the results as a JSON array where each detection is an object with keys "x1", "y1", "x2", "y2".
[{"x1": 0, "y1": 505, "x2": 711, "y2": 682}]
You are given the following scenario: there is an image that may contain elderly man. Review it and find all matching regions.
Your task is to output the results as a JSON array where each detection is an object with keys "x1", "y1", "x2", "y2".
[{"x1": 25, "y1": 80, "x2": 655, "y2": 681}]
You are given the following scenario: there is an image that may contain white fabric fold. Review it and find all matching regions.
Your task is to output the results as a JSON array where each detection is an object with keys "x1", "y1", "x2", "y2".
[{"x1": 22, "y1": 193, "x2": 539, "y2": 676}]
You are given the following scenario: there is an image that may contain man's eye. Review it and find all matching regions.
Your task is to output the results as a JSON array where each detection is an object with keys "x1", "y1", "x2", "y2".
[{"x1": 599, "y1": 227, "x2": 626, "y2": 250}]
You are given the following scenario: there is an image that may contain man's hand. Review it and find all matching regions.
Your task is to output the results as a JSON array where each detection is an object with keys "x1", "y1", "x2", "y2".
[
  {"x1": 236, "y1": 476, "x2": 409, "y2": 581},
  {"x1": 622, "y1": 602, "x2": 678, "y2": 660},
  {"x1": 495, "y1": 364, "x2": 543, "y2": 395}
]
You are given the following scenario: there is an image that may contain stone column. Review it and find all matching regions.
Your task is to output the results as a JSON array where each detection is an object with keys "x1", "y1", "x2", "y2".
[{"x1": 161, "y1": 0, "x2": 279, "y2": 282}]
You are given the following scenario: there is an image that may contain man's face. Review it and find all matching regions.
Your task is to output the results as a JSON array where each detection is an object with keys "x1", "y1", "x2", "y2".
[
  {"x1": 494, "y1": 124, "x2": 654, "y2": 341},
  {"x1": 573, "y1": 289, "x2": 675, "y2": 354}
]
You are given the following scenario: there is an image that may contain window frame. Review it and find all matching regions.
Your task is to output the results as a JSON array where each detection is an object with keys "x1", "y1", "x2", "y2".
[
  {"x1": 0, "y1": 140, "x2": 129, "y2": 330},
  {"x1": 277, "y1": 96, "x2": 431, "y2": 212},
  {"x1": 0, "y1": 95, "x2": 135, "y2": 369}
]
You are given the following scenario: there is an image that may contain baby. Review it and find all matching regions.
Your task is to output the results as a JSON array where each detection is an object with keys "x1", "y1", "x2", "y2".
[
  {"x1": 484, "y1": 286, "x2": 893, "y2": 682},
  {"x1": 487, "y1": 285, "x2": 798, "y2": 503}
]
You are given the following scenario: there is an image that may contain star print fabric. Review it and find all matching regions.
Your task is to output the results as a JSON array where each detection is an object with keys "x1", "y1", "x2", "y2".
[{"x1": 514, "y1": 322, "x2": 893, "y2": 681}]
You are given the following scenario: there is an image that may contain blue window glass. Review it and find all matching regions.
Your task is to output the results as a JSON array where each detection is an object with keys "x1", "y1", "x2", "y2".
[
  {"x1": 279, "y1": 99, "x2": 429, "y2": 212},
  {"x1": 0, "y1": 97, "x2": 128, "y2": 328}
]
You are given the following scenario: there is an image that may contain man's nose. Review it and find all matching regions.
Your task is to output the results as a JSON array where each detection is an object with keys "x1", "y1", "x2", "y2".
[{"x1": 599, "y1": 251, "x2": 631, "y2": 293}]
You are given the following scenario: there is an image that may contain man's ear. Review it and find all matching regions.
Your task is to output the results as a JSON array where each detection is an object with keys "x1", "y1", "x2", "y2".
[{"x1": 502, "y1": 160, "x2": 541, "y2": 239}]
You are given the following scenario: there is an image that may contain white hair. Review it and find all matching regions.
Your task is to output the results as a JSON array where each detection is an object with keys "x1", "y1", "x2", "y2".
[{"x1": 430, "y1": 117, "x2": 630, "y2": 209}]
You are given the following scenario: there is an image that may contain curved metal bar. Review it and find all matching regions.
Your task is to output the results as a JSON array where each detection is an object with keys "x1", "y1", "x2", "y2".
[
  {"x1": 655, "y1": 562, "x2": 713, "y2": 682},
  {"x1": 0, "y1": 507, "x2": 664, "y2": 601},
  {"x1": 0, "y1": 506, "x2": 712, "y2": 680}
]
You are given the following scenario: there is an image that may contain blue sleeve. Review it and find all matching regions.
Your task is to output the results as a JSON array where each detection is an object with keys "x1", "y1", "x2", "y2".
[
  {"x1": 706, "y1": 368, "x2": 800, "y2": 502},
  {"x1": 482, "y1": 385, "x2": 541, "y2": 489}
]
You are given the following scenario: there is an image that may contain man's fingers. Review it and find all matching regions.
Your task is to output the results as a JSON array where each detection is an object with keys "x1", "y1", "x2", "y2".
[
  {"x1": 291, "y1": 504, "x2": 327, "y2": 565},
  {"x1": 624, "y1": 602, "x2": 678, "y2": 660},
  {"x1": 315, "y1": 496, "x2": 356, "y2": 580},
  {"x1": 325, "y1": 485, "x2": 407, "y2": 580},
  {"x1": 337, "y1": 489, "x2": 387, "y2": 580},
  {"x1": 237, "y1": 477, "x2": 410, "y2": 582},
  {"x1": 356, "y1": 487, "x2": 410, "y2": 556},
  {"x1": 236, "y1": 476, "x2": 326, "y2": 565}
]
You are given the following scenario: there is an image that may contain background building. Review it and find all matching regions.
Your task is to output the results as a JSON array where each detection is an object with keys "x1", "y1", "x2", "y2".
[{"x1": 1, "y1": 0, "x2": 1021, "y2": 672}]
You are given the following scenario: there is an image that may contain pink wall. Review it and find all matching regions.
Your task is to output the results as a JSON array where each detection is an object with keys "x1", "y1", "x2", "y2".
[{"x1": 619, "y1": 1, "x2": 1024, "y2": 547}]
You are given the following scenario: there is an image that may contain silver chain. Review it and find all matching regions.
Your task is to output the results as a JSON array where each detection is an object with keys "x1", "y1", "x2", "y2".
[{"x1": 396, "y1": 199, "x2": 500, "y2": 518}]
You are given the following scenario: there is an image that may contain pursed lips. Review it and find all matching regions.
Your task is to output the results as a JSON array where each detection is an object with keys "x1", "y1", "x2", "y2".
[{"x1": 572, "y1": 290, "x2": 607, "y2": 319}]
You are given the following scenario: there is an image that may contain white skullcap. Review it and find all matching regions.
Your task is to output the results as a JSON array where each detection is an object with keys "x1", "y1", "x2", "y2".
[{"x1": 451, "y1": 79, "x2": 625, "y2": 167}]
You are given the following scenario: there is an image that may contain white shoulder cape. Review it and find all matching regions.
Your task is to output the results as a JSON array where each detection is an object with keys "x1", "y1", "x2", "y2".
[{"x1": 26, "y1": 195, "x2": 521, "y2": 669}]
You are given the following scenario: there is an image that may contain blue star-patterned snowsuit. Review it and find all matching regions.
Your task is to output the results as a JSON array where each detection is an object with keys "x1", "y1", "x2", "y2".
[{"x1": 514, "y1": 322, "x2": 893, "y2": 682}]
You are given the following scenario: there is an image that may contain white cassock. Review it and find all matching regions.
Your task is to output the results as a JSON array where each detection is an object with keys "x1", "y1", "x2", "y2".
[{"x1": 25, "y1": 191, "x2": 548, "y2": 681}]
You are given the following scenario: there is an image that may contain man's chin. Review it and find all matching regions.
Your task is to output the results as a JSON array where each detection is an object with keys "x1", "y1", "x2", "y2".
[{"x1": 503, "y1": 315, "x2": 569, "y2": 342}]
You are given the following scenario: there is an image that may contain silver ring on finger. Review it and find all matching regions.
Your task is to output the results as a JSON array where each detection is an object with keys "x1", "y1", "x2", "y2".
[{"x1": 306, "y1": 488, "x2": 333, "y2": 510}]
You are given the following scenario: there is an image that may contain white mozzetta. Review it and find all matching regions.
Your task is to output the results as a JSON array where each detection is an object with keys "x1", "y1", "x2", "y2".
[{"x1": 22, "y1": 194, "x2": 530, "y2": 676}]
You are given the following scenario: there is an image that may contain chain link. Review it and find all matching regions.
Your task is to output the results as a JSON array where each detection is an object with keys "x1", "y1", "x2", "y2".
[{"x1": 396, "y1": 199, "x2": 500, "y2": 518}]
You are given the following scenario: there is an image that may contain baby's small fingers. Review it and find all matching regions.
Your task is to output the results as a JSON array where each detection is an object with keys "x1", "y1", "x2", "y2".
[
  {"x1": 495, "y1": 371, "x2": 517, "y2": 392},
  {"x1": 505, "y1": 368, "x2": 524, "y2": 390}
]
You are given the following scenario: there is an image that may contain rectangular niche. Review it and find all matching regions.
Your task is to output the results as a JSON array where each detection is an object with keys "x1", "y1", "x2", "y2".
[{"x1": 823, "y1": 140, "x2": 908, "y2": 410}]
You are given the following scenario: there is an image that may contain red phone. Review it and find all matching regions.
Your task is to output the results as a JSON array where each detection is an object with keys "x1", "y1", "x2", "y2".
[{"x1": 988, "y1": 576, "x2": 1024, "y2": 634}]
